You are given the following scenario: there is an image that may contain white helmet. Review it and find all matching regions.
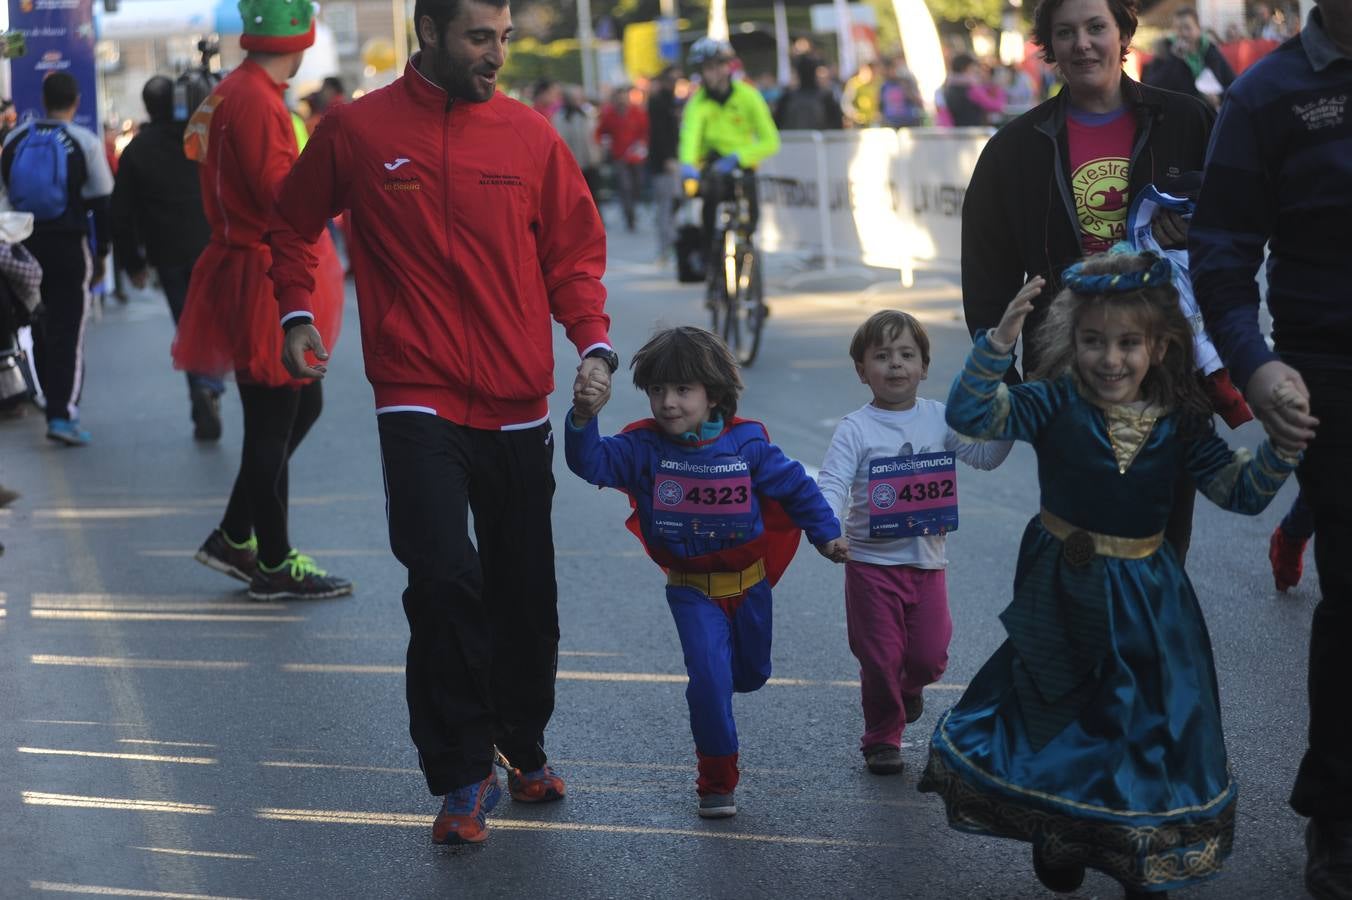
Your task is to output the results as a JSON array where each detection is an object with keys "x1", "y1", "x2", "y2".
[{"x1": 688, "y1": 36, "x2": 735, "y2": 68}]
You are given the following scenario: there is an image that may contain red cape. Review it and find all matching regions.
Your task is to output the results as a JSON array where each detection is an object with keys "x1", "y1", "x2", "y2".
[{"x1": 617, "y1": 418, "x2": 802, "y2": 586}]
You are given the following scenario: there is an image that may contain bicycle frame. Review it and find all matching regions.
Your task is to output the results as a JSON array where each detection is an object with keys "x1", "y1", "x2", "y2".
[{"x1": 704, "y1": 168, "x2": 765, "y2": 366}]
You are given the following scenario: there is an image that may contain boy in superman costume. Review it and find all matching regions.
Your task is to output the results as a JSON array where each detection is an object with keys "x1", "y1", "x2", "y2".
[{"x1": 565, "y1": 326, "x2": 848, "y2": 818}]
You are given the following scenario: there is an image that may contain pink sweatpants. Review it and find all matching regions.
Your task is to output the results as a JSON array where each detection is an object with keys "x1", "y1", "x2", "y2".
[{"x1": 844, "y1": 561, "x2": 952, "y2": 752}]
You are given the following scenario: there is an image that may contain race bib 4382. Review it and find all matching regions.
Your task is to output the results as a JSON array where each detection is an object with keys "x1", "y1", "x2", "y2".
[{"x1": 867, "y1": 451, "x2": 958, "y2": 538}]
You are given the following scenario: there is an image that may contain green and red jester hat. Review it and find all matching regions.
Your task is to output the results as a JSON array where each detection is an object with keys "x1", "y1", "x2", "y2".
[{"x1": 238, "y1": 0, "x2": 317, "y2": 52}]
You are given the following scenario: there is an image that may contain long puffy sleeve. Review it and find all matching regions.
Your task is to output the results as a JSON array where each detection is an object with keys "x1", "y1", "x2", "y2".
[
  {"x1": 564, "y1": 415, "x2": 643, "y2": 491},
  {"x1": 946, "y1": 331, "x2": 1067, "y2": 443},
  {"x1": 1187, "y1": 433, "x2": 1298, "y2": 515},
  {"x1": 748, "y1": 439, "x2": 840, "y2": 546},
  {"x1": 945, "y1": 426, "x2": 1013, "y2": 470},
  {"x1": 816, "y1": 418, "x2": 860, "y2": 517}
]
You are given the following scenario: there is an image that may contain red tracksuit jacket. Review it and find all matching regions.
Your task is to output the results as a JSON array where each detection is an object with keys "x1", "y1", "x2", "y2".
[{"x1": 267, "y1": 60, "x2": 610, "y2": 429}]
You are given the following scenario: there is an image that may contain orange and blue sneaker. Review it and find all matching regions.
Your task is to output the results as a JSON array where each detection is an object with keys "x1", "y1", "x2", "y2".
[
  {"x1": 507, "y1": 765, "x2": 565, "y2": 803},
  {"x1": 432, "y1": 771, "x2": 501, "y2": 845}
]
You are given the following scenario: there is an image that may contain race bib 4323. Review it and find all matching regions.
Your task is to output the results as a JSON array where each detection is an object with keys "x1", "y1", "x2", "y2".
[
  {"x1": 867, "y1": 451, "x2": 958, "y2": 538},
  {"x1": 652, "y1": 460, "x2": 756, "y2": 541}
]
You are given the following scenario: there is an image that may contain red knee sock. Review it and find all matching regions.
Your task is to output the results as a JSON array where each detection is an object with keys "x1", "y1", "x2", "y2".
[{"x1": 696, "y1": 751, "x2": 739, "y2": 795}]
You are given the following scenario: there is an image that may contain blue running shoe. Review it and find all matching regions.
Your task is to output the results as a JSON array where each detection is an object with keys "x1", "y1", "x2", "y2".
[
  {"x1": 507, "y1": 765, "x2": 565, "y2": 803},
  {"x1": 46, "y1": 418, "x2": 91, "y2": 446}
]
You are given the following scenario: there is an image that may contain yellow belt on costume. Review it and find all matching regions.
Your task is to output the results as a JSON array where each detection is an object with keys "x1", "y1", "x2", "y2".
[
  {"x1": 1039, "y1": 508, "x2": 1163, "y2": 560},
  {"x1": 667, "y1": 559, "x2": 767, "y2": 599}
]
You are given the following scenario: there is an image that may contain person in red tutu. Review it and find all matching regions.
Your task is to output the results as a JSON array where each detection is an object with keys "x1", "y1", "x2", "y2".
[{"x1": 174, "y1": 0, "x2": 351, "y2": 601}]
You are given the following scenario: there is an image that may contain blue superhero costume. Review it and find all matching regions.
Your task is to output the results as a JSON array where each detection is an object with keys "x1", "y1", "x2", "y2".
[{"x1": 566, "y1": 415, "x2": 840, "y2": 795}]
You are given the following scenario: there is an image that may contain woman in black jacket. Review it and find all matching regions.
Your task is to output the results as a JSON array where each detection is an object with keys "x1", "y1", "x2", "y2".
[{"x1": 959, "y1": 0, "x2": 1214, "y2": 562}]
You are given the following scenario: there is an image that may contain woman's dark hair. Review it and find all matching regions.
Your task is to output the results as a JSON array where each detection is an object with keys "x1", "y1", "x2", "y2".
[
  {"x1": 1032, "y1": 0, "x2": 1139, "y2": 64},
  {"x1": 1031, "y1": 251, "x2": 1213, "y2": 437},
  {"x1": 849, "y1": 310, "x2": 931, "y2": 367},
  {"x1": 631, "y1": 326, "x2": 744, "y2": 420}
]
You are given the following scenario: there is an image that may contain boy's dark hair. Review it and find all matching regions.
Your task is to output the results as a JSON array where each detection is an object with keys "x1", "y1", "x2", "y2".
[
  {"x1": 1032, "y1": 251, "x2": 1212, "y2": 436},
  {"x1": 849, "y1": 310, "x2": 931, "y2": 367},
  {"x1": 141, "y1": 75, "x2": 175, "y2": 124},
  {"x1": 1174, "y1": 6, "x2": 1200, "y2": 23},
  {"x1": 42, "y1": 72, "x2": 80, "y2": 114},
  {"x1": 631, "y1": 326, "x2": 744, "y2": 420},
  {"x1": 413, "y1": 0, "x2": 508, "y2": 51},
  {"x1": 1032, "y1": 0, "x2": 1138, "y2": 64}
]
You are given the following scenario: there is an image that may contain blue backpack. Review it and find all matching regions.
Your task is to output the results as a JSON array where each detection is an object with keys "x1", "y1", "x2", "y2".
[{"x1": 9, "y1": 125, "x2": 70, "y2": 222}]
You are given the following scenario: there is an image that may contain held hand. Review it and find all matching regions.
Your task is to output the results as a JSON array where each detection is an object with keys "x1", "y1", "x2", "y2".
[
  {"x1": 1151, "y1": 209, "x2": 1190, "y2": 249},
  {"x1": 129, "y1": 268, "x2": 150, "y2": 290},
  {"x1": 816, "y1": 536, "x2": 849, "y2": 564},
  {"x1": 89, "y1": 255, "x2": 107, "y2": 288},
  {"x1": 570, "y1": 383, "x2": 609, "y2": 423},
  {"x1": 992, "y1": 276, "x2": 1044, "y2": 351},
  {"x1": 571, "y1": 360, "x2": 612, "y2": 422},
  {"x1": 576, "y1": 357, "x2": 613, "y2": 392},
  {"x1": 281, "y1": 323, "x2": 329, "y2": 380},
  {"x1": 1246, "y1": 360, "x2": 1318, "y2": 454}
]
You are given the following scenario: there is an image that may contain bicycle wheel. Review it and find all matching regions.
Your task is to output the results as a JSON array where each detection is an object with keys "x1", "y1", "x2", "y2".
[
  {"x1": 712, "y1": 228, "x2": 739, "y2": 350},
  {"x1": 727, "y1": 243, "x2": 764, "y2": 366},
  {"x1": 706, "y1": 227, "x2": 730, "y2": 333}
]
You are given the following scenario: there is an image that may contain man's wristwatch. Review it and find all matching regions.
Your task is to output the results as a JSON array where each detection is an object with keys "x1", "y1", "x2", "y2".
[{"x1": 584, "y1": 347, "x2": 620, "y2": 374}]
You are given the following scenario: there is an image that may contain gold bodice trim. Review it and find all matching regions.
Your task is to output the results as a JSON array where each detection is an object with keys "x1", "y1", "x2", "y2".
[{"x1": 1101, "y1": 403, "x2": 1165, "y2": 475}]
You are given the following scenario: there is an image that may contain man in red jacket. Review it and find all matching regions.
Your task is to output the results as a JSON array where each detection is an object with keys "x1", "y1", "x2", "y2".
[{"x1": 268, "y1": 0, "x2": 614, "y2": 847}]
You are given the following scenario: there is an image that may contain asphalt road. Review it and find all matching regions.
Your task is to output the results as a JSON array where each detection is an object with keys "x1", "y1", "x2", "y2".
[{"x1": 0, "y1": 216, "x2": 1316, "y2": 899}]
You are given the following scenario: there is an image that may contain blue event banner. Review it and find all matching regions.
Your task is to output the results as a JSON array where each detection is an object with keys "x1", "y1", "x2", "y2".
[{"x1": 8, "y1": 0, "x2": 99, "y2": 130}]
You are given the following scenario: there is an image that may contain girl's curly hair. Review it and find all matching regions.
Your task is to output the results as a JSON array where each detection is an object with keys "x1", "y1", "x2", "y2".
[{"x1": 1030, "y1": 251, "x2": 1214, "y2": 439}]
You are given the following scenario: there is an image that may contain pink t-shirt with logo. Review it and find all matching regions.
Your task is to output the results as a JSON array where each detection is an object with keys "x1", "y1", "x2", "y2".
[{"x1": 1066, "y1": 107, "x2": 1136, "y2": 255}]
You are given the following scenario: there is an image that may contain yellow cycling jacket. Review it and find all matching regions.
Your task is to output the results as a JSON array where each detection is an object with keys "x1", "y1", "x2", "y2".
[{"x1": 678, "y1": 79, "x2": 781, "y2": 169}]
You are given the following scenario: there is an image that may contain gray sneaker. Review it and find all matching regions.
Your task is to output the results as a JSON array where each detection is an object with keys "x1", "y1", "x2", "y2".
[
  {"x1": 697, "y1": 792, "x2": 736, "y2": 818},
  {"x1": 865, "y1": 745, "x2": 904, "y2": 776}
]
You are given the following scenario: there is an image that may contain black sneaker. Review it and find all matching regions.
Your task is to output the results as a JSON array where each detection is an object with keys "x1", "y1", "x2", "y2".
[
  {"x1": 1032, "y1": 844, "x2": 1085, "y2": 894},
  {"x1": 194, "y1": 528, "x2": 257, "y2": 583},
  {"x1": 864, "y1": 745, "x2": 904, "y2": 776},
  {"x1": 1307, "y1": 817, "x2": 1352, "y2": 900},
  {"x1": 248, "y1": 550, "x2": 353, "y2": 601},
  {"x1": 697, "y1": 792, "x2": 736, "y2": 819},
  {"x1": 191, "y1": 386, "x2": 222, "y2": 442}
]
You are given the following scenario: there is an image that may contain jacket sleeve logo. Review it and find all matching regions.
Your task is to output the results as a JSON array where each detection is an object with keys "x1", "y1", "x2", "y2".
[{"x1": 383, "y1": 157, "x2": 411, "y2": 171}]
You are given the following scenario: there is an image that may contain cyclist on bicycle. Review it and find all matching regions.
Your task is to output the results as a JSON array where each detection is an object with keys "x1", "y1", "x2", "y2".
[{"x1": 678, "y1": 37, "x2": 780, "y2": 283}]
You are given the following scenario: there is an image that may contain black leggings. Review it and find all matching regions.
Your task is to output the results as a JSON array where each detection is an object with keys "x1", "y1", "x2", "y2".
[{"x1": 220, "y1": 381, "x2": 322, "y2": 568}]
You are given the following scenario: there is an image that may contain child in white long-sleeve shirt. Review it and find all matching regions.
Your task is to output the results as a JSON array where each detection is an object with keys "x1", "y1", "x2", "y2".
[{"x1": 817, "y1": 310, "x2": 1011, "y2": 775}]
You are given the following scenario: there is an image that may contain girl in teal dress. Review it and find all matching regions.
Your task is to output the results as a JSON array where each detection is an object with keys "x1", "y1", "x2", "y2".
[{"x1": 919, "y1": 252, "x2": 1302, "y2": 898}]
